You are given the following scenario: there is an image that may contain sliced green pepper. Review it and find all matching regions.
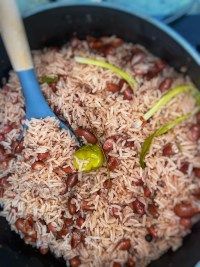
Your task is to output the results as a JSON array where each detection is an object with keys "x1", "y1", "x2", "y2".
[
  {"x1": 75, "y1": 56, "x2": 136, "y2": 90},
  {"x1": 139, "y1": 113, "x2": 191, "y2": 169}
]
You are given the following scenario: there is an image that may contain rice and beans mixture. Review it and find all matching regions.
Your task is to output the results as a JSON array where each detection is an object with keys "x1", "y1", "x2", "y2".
[{"x1": 0, "y1": 36, "x2": 200, "y2": 267}]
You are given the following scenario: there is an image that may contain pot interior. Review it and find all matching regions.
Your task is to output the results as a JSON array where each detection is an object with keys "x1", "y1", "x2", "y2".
[{"x1": 0, "y1": 5, "x2": 200, "y2": 267}]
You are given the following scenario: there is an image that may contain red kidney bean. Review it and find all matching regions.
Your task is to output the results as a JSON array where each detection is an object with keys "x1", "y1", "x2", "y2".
[
  {"x1": 69, "y1": 256, "x2": 81, "y2": 267},
  {"x1": 47, "y1": 222, "x2": 57, "y2": 233},
  {"x1": 147, "y1": 226, "x2": 157, "y2": 238},
  {"x1": 87, "y1": 37, "x2": 111, "y2": 55},
  {"x1": 145, "y1": 60, "x2": 166, "y2": 81},
  {"x1": 64, "y1": 218, "x2": 73, "y2": 227},
  {"x1": 57, "y1": 224, "x2": 69, "y2": 238},
  {"x1": 132, "y1": 199, "x2": 145, "y2": 215},
  {"x1": 71, "y1": 230, "x2": 82, "y2": 249},
  {"x1": 67, "y1": 198, "x2": 77, "y2": 215},
  {"x1": 162, "y1": 143, "x2": 173, "y2": 156},
  {"x1": 39, "y1": 246, "x2": 49, "y2": 255},
  {"x1": 193, "y1": 167, "x2": 200, "y2": 178},
  {"x1": 15, "y1": 217, "x2": 37, "y2": 239},
  {"x1": 133, "y1": 179, "x2": 144, "y2": 186},
  {"x1": 111, "y1": 38, "x2": 124, "y2": 47},
  {"x1": 0, "y1": 133, "x2": 5, "y2": 142},
  {"x1": 87, "y1": 36, "x2": 103, "y2": 49},
  {"x1": 118, "y1": 79, "x2": 126, "y2": 90},
  {"x1": 143, "y1": 186, "x2": 151, "y2": 198},
  {"x1": 103, "y1": 179, "x2": 112, "y2": 189},
  {"x1": 159, "y1": 77, "x2": 173, "y2": 93},
  {"x1": 113, "y1": 262, "x2": 121, "y2": 267},
  {"x1": 11, "y1": 140, "x2": 24, "y2": 154},
  {"x1": 92, "y1": 37, "x2": 122, "y2": 55},
  {"x1": 125, "y1": 258, "x2": 135, "y2": 267},
  {"x1": 107, "y1": 82, "x2": 120, "y2": 93},
  {"x1": 117, "y1": 238, "x2": 131, "y2": 250},
  {"x1": 75, "y1": 127, "x2": 97, "y2": 144},
  {"x1": 2, "y1": 123, "x2": 14, "y2": 134},
  {"x1": 103, "y1": 137, "x2": 116, "y2": 153},
  {"x1": 66, "y1": 173, "x2": 78, "y2": 190},
  {"x1": 148, "y1": 203, "x2": 159, "y2": 218},
  {"x1": 187, "y1": 124, "x2": 200, "y2": 141},
  {"x1": 81, "y1": 200, "x2": 94, "y2": 211},
  {"x1": 123, "y1": 87, "x2": 133, "y2": 100},
  {"x1": 145, "y1": 67, "x2": 159, "y2": 80},
  {"x1": 180, "y1": 162, "x2": 189, "y2": 174},
  {"x1": 37, "y1": 152, "x2": 50, "y2": 161},
  {"x1": 180, "y1": 218, "x2": 192, "y2": 229},
  {"x1": 62, "y1": 166, "x2": 74, "y2": 174},
  {"x1": 174, "y1": 203, "x2": 199, "y2": 218},
  {"x1": 102, "y1": 44, "x2": 115, "y2": 56},
  {"x1": 108, "y1": 156, "x2": 120, "y2": 171},
  {"x1": 31, "y1": 161, "x2": 45, "y2": 171},
  {"x1": 196, "y1": 112, "x2": 200, "y2": 124},
  {"x1": 131, "y1": 52, "x2": 146, "y2": 66},
  {"x1": 76, "y1": 217, "x2": 85, "y2": 228}
]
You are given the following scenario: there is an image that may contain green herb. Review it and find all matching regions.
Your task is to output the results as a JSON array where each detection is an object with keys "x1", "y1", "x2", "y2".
[
  {"x1": 40, "y1": 75, "x2": 58, "y2": 85},
  {"x1": 73, "y1": 144, "x2": 105, "y2": 172},
  {"x1": 143, "y1": 85, "x2": 193, "y2": 121},
  {"x1": 139, "y1": 113, "x2": 191, "y2": 169},
  {"x1": 75, "y1": 56, "x2": 136, "y2": 89}
]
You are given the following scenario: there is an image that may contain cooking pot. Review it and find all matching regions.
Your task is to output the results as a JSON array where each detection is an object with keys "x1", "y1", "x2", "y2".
[{"x1": 0, "y1": 3, "x2": 200, "y2": 267}]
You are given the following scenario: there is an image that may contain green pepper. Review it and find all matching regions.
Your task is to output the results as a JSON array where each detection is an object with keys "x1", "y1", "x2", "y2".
[
  {"x1": 73, "y1": 144, "x2": 105, "y2": 172},
  {"x1": 139, "y1": 113, "x2": 191, "y2": 169},
  {"x1": 75, "y1": 56, "x2": 136, "y2": 90}
]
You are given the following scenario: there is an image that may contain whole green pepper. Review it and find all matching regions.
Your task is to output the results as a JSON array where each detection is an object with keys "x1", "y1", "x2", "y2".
[{"x1": 73, "y1": 144, "x2": 105, "y2": 172}]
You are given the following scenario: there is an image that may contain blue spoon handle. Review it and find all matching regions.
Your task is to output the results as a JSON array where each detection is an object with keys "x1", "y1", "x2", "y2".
[{"x1": 17, "y1": 69, "x2": 54, "y2": 119}]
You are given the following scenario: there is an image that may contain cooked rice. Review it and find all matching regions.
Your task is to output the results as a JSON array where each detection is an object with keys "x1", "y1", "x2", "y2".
[{"x1": 0, "y1": 36, "x2": 200, "y2": 267}]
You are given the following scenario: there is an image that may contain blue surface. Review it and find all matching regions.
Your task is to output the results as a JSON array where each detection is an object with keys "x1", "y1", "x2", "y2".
[{"x1": 18, "y1": 0, "x2": 197, "y2": 23}]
